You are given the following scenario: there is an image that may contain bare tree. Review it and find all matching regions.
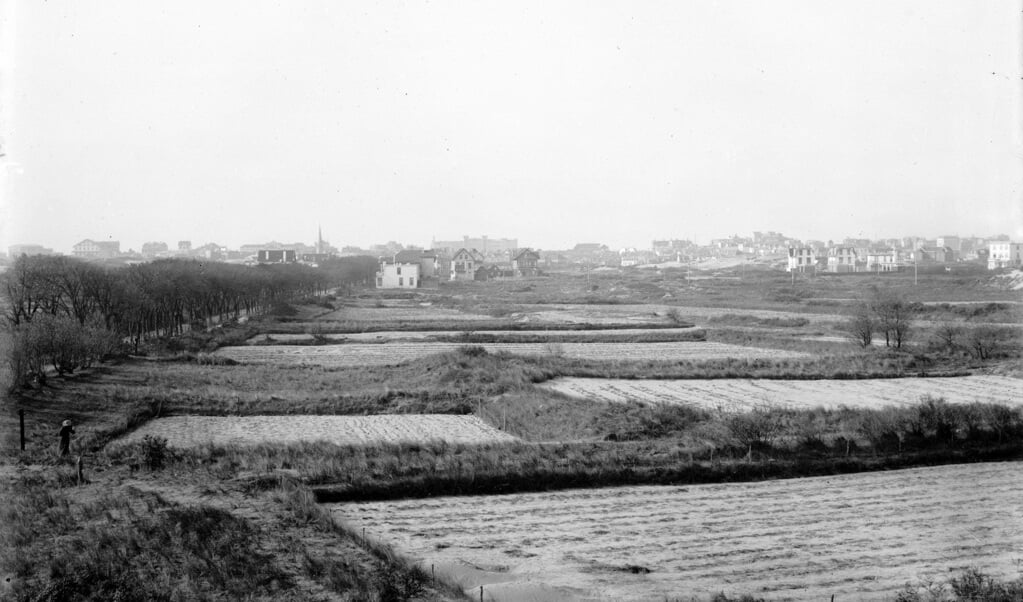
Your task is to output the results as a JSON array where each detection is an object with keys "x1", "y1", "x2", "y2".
[
  {"x1": 966, "y1": 326, "x2": 1001, "y2": 360},
  {"x1": 846, "y1": 302, "x2": 874, "y2": 348},
  {"x1": 932, "y1": 319, "x2": 962, "y2": 350},
  {"x1": 868, "y1": 288, "x2": 914, "y2": 349}
]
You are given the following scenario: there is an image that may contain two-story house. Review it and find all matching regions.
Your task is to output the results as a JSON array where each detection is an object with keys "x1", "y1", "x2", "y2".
[
  {"x1": 988, "y1": 242, "x2": 1023, "y2": 270},
  {"x1": 826, "y1": 247, "x2": 859, "y2": 273},
  {"x1": 787, "y1": 247, "x2": 815, "y2": 272},
  {"x1": 511, "y1": 248, "x2": 541, "y2": 277},
  {"x1": 376, "y1": 262, "x2": 420, "y2": 288},
  {"x1": 450, "y1": 248, "x2": 484, "y2": 281},
  {"x1": 866, "y1": 249, "x2": 900, "y2": 272}
]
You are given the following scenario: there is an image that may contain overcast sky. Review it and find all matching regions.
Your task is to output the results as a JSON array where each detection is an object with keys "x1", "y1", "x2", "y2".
[{"x1": 1, "y1": 1, "x2": 1021, "y2": 253}]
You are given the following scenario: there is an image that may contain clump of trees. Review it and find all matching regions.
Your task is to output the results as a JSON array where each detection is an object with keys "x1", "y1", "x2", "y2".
[
  {"x1": 1, "y1": 255, "x2": 376, "y2": 390},
  {"x1": 846, "y1": 287, "x2": 914, "y2": 349}
]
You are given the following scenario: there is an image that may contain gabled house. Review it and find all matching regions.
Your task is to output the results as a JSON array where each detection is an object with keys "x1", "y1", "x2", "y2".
[
  {"x1": 917, "y1": 246, "x2": 953, "y2": 264},
  {"x1": 511, "y1": 248, "x2": 541, "y2": 277},
  {"x1": 73, "y1": 239, "x2": 120, "y2": 259},
  {"x1": 394, "y1": 249, "x2": 439, "y2": 279},
  {"x1": 450, "y1": 248, "x2": 484, "y2": 281}
]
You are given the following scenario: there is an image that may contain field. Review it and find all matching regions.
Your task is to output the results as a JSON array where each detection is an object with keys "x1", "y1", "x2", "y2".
[
  {"x1": 117, "y1": 415, "x2": 518, "y2": 448},
  {"x1": 6, "y1": 267, "x2": 1023, "y2": 601},
  {"x1": 332, "y1": 461, "x2": 1023, "y2": 602},
  {"x1": 542, "y1": 375, "x2": 1023, "y2": 411},
  {"x1": 246, "y1": 327, "x2": 700, "y2": 344},
  {"x1": 215, "y1": 341, "x2": 809, "y2": 366}
]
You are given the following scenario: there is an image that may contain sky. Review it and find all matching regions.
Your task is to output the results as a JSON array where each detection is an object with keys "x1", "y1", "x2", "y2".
[{"x1": 1, "y1": 1, "x2": 1021, "y2": 253}]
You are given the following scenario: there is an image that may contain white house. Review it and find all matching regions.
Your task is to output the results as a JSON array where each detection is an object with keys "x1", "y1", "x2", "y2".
[
  {"x1": 826, "y1": 247, "x2": 859, "y2": 273},
  {"x1": 866, "y1": 249, "x2": 900, "y2": 272},
  {"x1": 376, "y1": 262, "x2": 420, "y2": 288},
  {"x1": 787, "y1": 247, "x2": 815, "y2": 272},
  {"x1": 450, "y1": 248, "x2": 484, "y2": 281},
  {"x1": 988, "y1": 242, "x2": 1023, "y2": 270}
]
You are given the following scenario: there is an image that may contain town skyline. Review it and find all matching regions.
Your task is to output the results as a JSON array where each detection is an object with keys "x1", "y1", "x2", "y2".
[
  {"x1": 2, "y1": 2, "x2": 1020, "y2": 259},
  {"x1": 7, "y1": 227, "x2": 1015, "y2": 261}
]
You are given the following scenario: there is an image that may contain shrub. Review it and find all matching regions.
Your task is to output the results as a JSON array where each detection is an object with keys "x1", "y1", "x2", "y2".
[{"x1": 139, "y1": 435, "x2": 169, "y2": 470}]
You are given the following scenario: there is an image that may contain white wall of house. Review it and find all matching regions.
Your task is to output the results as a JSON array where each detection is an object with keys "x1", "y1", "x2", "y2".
[
  {"x1": 866, "y1": 252, "x2": 899, "y2": 272},
  {"x1": 787, "y1": 248, "x2": 815, "y2": 272},
  {"x1": 988, "y1": 242, "x2": 1023, "y2": 269},
  {"x1": 376, "y1": 263, "x2": 420, "y2": 288}
]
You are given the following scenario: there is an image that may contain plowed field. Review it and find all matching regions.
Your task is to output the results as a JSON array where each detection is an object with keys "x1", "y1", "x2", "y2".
[
  {"x1": 215, "y1": 341, "x2": 807, "y2": 366},
  {"x1": 117, "y1": 415, "x2": 517, "y2": 447},
  {"x1": 331, "y1": 462, "x2": 1023, "y2": 601},
  {"x1": 541, "y1": 375, "x2": 1023, "y2": 411},
  {"x1": 245, "y1": 327, "x2": 699, "y2": 344}
]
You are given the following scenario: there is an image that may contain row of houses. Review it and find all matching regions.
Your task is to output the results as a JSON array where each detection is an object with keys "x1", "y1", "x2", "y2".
[
  {"x1": 375, "y1": 248, "x2": 541, "y2": 288},
  {"x1": 787, "y1": 242, "x2": 1023, "y2": 273}
]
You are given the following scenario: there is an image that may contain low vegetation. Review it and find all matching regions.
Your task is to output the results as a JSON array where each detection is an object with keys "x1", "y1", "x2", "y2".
[{"x1": 3, "y1": 267, "x2": 1021, "y2": 600}]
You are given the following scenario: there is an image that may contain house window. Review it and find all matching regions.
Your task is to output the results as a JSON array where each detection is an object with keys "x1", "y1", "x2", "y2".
[
  {"x1": 409, "y1": 277, "x2": 415, "y2": 287},
  {"x1": 397, "y1": 266, "x2": 402, "y2": 275},
  {"x1": 399, "y1": 277, "x2": 403, "y2": 286},
  {"x1": 376, "y1": 277, "x2": 382, "y2": 287}
]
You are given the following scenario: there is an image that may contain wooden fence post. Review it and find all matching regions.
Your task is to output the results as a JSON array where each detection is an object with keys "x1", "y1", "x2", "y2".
[
  {"x1": 19, "y1": 409, "x2": 25, "y2": 451},
  {"x1": 76, "y1": 456, "x2": 84, "y2": 485}
]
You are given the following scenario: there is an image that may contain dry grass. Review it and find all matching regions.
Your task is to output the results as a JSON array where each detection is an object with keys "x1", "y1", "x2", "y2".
[{"x1": 329, "y1": 462, "x2": 1023, "y2": 601}]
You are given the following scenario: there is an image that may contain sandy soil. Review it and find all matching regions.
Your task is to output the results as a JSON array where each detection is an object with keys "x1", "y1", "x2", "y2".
[
  {"x1": 115, "y1": 415, "x2": 518, "y2": 448},
  {"x1": 245, "y1": 327, "x2": 700, "y2": 344},
  {"x1": 216, "y1": 341, "x2": 809, "y2": 366},
  {"x1": 330, "y1": 462, "x2": 1023, "y2": 601},
  {"x1": 512, "y1": 304, "x2": 841, "y2": 326},
  {"x1": 319, "y1": 305, "x2": 495, "y2": 322},
  {"x1": 540, "y1": 375, "x2": 1023, "y2": 411}
]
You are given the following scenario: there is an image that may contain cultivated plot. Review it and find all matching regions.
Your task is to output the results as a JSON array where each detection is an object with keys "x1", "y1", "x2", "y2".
[
  {"x1": 540, "y1": 375, "x2": 1023, "y2": 411},
  {"x1": 331, "y1": 462, "x2": 1023, "y2": 602},
  {"x1": 216, "y1": 341, "x2": 809, "y2": 366},
  {"x1": 317, "y1": 304, "x2": 495, "y2": 322},
  {"x1": 245, "y1": 327, "x2": 700, "y2": 344},
  {"x1": 117, "y1": 415, "x2": 518, "y2": 448}
]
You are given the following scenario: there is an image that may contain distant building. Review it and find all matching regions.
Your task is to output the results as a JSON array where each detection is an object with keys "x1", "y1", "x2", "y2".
[
  {"x1": 988, "y1": 242, "x2": 1023, "y2": 270},
  {"x1": 917, "y1": 246, "x2": 954, "y2": 263},
  {"x1": 433, "y1": 236, "x2": 518, "y2": 255},
  {"x1": 393, "y1": 249, "x2": 440, "y2": 279},
  {"x1": 178, "y1": 241, "x2": 192, "y2": 254},
  {"x1": 866, "y1": 249, "x2": 900, "y2": 272},
  {"x1": 141, "y1": 241, "x2": 169, "y2": 257},
  {"x1": 376, "y1": 262, "x2": 420, "y2": 288},
  {"x1": 787, "y1": 247, "x2": 815, "y2": 272},
  {"x1": 511, "y1": 248, "x2": 541, "y2": 277},
  {"x1": 826, "y1": 247, "x2": 859, "y2": 273},
  {"x1": 8, "y1": 244, "x2": 55, "y2": 257},
  {"x1": 257, "y1": 249, "x2": 297, "y2": 263},
  {"x1": 196, "y1": 243, "x2": 227, "y2": 261},
  {"x1": 936, "y1": 236, "x2": 962, "y2": 253},
  {"x1": 73, "y1": 239, "x2": 120, "y2": 259},
  {"x1": 450, "y1": 248, "x2": 484, "y2": 281}
]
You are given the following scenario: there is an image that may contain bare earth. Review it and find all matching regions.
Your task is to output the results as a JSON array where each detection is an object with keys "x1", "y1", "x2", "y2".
[
  {"x1": 540, "y1": 375, "x2": 1023, "y2": 411},
  {"x1": 245, "y1": 327, "x2": 700, "y2": 344},
  {"x1": 115, "y1": 415, "x2": 518, "y2": 448},
  {"x1": 215, "y1": 341, "x2": 809, "y2": 366},
  {"x1": 331, "y1": 462, "x2": 1023, "y2": 602}
]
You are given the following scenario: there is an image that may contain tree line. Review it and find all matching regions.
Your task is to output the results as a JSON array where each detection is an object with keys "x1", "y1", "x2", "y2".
[{"x1": 1, "y1": 255, "x2": 377, "y2": 389}]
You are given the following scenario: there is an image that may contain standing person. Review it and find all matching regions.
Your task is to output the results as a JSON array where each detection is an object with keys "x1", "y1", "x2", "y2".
[{"x1": 58, "y1": 420, "x2": 75, "y2": 457}]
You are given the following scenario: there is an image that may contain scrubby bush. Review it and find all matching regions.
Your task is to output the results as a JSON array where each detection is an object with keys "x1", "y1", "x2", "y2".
[{"x1": 139, "y1": 435, "x2": 169, "y2": 470}]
